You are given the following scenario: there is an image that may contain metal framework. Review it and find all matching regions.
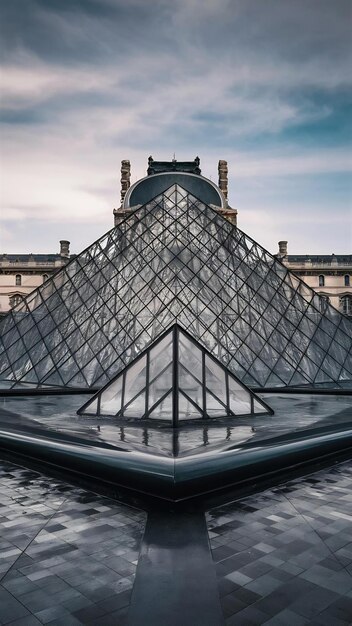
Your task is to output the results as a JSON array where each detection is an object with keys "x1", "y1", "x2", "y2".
[
  {"x1": 0, "y1": 184, "x2": 351, "y2": 389},
  {"x1": 77, "y1": 324, "x2": 273, "y2": 422}
]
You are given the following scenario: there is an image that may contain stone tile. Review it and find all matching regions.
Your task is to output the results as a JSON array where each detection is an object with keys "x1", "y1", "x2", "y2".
[
  {"x1": 72, "y1": 604, "x2": 107, "y2": 623},
  {"x1": 227, "y1": 604, "x2": 269, "y2": 625},
  {"x1": 0, "y1": 459, "x2": 146, "y2": 626},
  {"x1": 290, "y1": 586, "x2": 340, "y2": 619},
  {"x1": 5, "y1": 616, "x2": 43, "y2": 626},
  {"x1": 262, "y1": 609, "x2": 309, "y2": 625},
  {"x1": 0, "y1": 586, "x2": 30, "y2": 623},
  {"x1": 321, "y1": 595, "x2": 352, "y2": 621},
  {"x1": 207, "y1": 459, "x2": 352, "y2": 625}
]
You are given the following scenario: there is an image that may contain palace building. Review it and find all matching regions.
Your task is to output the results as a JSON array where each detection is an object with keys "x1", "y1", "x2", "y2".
[
  {"x1": 0, "y1": 241, "x2": 72, "y2": 317},
  {"x1": 282, "y1": 247, "x2": 352, "y2": 317},
  {"x1": 0, "y1": 156, "x2": 351, "y2": 625},
  {"x1": 0, "y1": 155, "x2": 351, "y2": 392},
  {"x1": 1, "y1": 158, "x2": 350, "y2": 320}
]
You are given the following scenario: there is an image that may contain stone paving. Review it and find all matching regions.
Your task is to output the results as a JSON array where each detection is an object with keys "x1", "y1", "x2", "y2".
[
  {"x1": 1, "y1": 455, "x2": 352, "y2": 625},
  {"x1": 207, "y1": 460, "x2": 352, "y2": 625},
  {"x1": 0, "y1": 460, "x2": 146, "y2": 625}
]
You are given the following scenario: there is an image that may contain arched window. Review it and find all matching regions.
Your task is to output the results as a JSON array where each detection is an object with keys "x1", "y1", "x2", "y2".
[
  {"x1": 340, "y1": 295, "x2": 352, "y2": 316},
  {"x1": 318, "y1": 275, "x2": 325, "y2": 287},
  {"x1": 344, "y1": 275, "x2": 350, "y2": 287},
  {"x1": 42, "y1": 274, "x2": 49, "y2": 283},
  {"x1": 319, "y1": 295, "x2": 330, "y2": 313},
  {"x1": 15, "y1": 274, "x2": 21, "y2": 286}
]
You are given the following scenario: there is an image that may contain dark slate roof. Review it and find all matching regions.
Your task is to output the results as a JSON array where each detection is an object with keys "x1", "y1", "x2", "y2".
[
  {"x1": 127, "y1": 174, "x2": 223, "y2": 209},
  {"x1": 147, "y1": 156, "x2": 201, "y2": 176},
  {"x1": 287, "y1": 255, "x2": 352, "y2": 264},
  {"x1": 0, "y1": 254, "x2": 62, "y2": 261},
  {"x1": 0, "y1": 254, "x2": 67, "y2": 262}
]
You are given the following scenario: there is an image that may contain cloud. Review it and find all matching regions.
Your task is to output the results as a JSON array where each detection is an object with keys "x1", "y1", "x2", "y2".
[
  {"x1": 230, "y1": 149, "x2": 352, "y2": 177},
  {"x1": 0, "y1": 0, "x2": 351, "y2": 255},
  {"x1": 0, "y1": 60, "x2": 119, "y2": 110}
]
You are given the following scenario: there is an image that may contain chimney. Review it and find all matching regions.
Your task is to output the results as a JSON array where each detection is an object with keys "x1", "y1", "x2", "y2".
[
  {"x1": 278, "y1": 241, "x2": 288, "y2": 257},
  {"x1": 218, "y1": 160, "x2": 228, "y2": 201},
  {"x1": 120, "y1": 159, "x2": 131, "y2": 206},
  {"x1": 60, "y1": 240, "x2": 70, "y2": 258}
]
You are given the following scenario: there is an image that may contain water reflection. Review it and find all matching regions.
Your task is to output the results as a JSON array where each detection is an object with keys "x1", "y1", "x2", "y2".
[
  {"x1": 109, "y1": 422, "x2": 255, "y2": 456},
  {"x1": 1, "y1": 392, "x2": 351, "y2": 458}
]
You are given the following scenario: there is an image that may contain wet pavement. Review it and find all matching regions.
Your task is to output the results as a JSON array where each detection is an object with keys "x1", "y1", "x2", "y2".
[
  {"x1": 0, "y1": 392, "x2": 351, "y2": 457},
  {"x1": 0, "y1": 461, "x2": 146, "y2": 625},
  {"x1": 0, "y1": 456, "x2": 352, "y2": 624},
  {"x1": 207, "y1": 459, "x2": 352, "y2": 625}
]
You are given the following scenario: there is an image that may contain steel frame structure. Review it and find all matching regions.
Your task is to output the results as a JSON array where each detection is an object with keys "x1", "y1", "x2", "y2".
[
  {"x1": 0, "y1": 184, "x2": 351, "y2": 389},
  {"x1": 77, "y1": 324, "x2": 273, "y2": 423}
]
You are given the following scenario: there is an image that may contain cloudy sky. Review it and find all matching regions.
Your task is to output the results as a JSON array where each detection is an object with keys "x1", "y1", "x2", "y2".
[{"x1": 0, "y1": 0, "x2": 351, "y2": 256}]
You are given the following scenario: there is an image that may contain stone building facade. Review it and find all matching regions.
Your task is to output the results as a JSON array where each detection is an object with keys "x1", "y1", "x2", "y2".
[
  {"x1": 277, "y1": 241, "x2": 352, "y2": 317},
  {"x1": 0, "y1": 241, "x2": 72, "y2": 316},
  {"x1": 1, "y1": 159, "x2": 351, "y2": 319},
  {"x1": 113, "y1": 157, "x2": 351, "y2": 320},
  {"x1": 113, "y1": 157, "x2": 238, "y2": 226}
]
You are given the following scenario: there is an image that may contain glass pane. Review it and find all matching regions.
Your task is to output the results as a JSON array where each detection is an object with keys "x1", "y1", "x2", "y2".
[
  {"x1": 148, "y1": 391, "x2": 173, "y2": 421},
  {"x1": 100, "y1": 374, "x2": 123, "y2": 415},
  {"x1": 148, "y1": 363, "x2": 173, "y2": 411},
  {"x1": 179, "y1": 364, "x2": 203, "y2": 410},
  {"x1": 149, "y1": 333, "x2": 173, "y2": 381},
  {"x1": 206, "y1": 392, "x2": 226, "y2": 417},
  {"x1": 178, "y1": 392, "x2": 202, "y2": 420},
  {"x1": 228, "y1": 395, "x2": 251, "y2": 415},
  {"x1": 82, "y1": 397, "x2": 98, "y2": 414},
  {"x1": 228, "y1": 376, "x2": 251, "y2": 414},
  {"x1": 253, "y1": 398, "x2": 267, "y2": 414},
  {"x1": 178, "y1": 333, "x2": 202, "y2": 382},
  {"x1": 205, "y1": 355, "x2": 226, "y2": 401},
  {"x1": 123, "y1": 391, "x2": 146, "y2": 418},
  {"x1": 124, "y1": 354, "x2": 147, "y2": 405}
]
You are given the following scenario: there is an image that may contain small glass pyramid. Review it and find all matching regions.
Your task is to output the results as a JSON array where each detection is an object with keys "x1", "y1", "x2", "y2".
[{"x1": 77, "y1": 324, "x2": 273, "y2": 423}]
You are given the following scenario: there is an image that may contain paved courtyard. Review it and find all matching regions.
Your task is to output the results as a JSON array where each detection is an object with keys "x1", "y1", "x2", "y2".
[
  {"x1": 0, "y1": 461, "x2": 146, "y2": 625},
  {"x1": 207, "y1": 460, "x2": 352, "y2": 625},
  {"x1": 0, "y1": 456, "x2": 352, "y2": 624}
]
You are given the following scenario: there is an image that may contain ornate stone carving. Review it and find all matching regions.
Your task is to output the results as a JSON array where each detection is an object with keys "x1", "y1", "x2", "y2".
[
  {"x1": 218, "y1": 159, "x2": 228, "y2": 200},
  {"x1": 120, "y1": 159, "x2": 131, "y2": 205}
]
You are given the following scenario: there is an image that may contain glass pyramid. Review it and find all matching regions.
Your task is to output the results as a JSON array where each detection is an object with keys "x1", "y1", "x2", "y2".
[
  {"x1": 0, "y1": 184, "x2": 351, "y2": 389},
  {"x1": 77, "y1": 324, "x2": 273, "y2": 422}
]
